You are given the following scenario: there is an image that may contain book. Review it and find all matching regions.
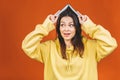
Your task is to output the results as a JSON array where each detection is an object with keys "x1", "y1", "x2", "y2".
[{"x1": 54, "y1": 4, "x2": 81, "y2": 17}]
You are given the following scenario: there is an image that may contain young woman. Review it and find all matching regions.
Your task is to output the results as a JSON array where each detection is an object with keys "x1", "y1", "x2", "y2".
[{"x1": 22, "y1": 7, "x2": 117, "y2": 80}]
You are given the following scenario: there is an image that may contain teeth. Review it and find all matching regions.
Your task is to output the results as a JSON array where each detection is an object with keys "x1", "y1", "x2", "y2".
[{"x1": 64, "y1": 33, "x2": 70, "y2": 35}]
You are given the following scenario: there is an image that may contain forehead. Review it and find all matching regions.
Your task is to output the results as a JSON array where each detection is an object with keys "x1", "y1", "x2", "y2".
[{"x1": 60, "y1": 16, "x2": 73, "y2": 23}]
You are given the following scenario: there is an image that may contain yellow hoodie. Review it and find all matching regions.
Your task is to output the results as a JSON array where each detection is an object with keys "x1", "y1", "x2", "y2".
[{"x1": 22, "y1": 16, "x2": 117, "y2": 80}]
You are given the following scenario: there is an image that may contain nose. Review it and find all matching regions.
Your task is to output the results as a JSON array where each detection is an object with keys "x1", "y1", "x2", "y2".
[{"x1": 64, "y1": 26, "x2": 69, "y2": 31}]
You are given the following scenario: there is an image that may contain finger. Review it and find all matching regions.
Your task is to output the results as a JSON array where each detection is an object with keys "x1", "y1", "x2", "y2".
[
  {"x1": 48, "y1": 15, "x2": 54, "y2": 22},
  {"x1": 82, "y1": 15, "x2": 87, "y2": 22},
  {"x1": 49, "y1": 15, "x2": 58, "y2": 24},
  {"x1": 54, "y1": 10, "x2": 61, "y2": 17},
  {"x1": 48, "y1": 14, "x2": 53, "y2": 20},
  {"x1": 51, "y1": 15, "x2": 55, "y2": 22},
  {"x1": 54, "y1": 16, "x2": 58, "y2": 23},
  {"x1": 77, "y1": 11, "x2": 83, "y2": 17}
]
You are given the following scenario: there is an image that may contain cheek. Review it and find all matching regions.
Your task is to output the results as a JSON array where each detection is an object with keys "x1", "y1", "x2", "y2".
[
  {"x1": 71, "y1": 29, "x2": 76, "y2": 36},
  {"x1": 72, "y1": 32, "x2": 76, "y2": 37},
  {"x1": 59, "y1": 28, "x2": 64, "y2": 36}
]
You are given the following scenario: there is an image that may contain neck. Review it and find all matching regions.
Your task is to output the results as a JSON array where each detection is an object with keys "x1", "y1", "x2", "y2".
[{"x1": 65, "y1": 40, "x2": 72, "y2": 48}]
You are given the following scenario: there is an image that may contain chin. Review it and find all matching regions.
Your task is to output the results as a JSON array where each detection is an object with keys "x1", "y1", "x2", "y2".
[{"x1": 64, "y1": 38, "x2": 72, "y2": 41}]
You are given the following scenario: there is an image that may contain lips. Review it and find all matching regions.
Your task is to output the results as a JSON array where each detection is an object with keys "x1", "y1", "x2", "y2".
[{"x1": 63, "y1": 33, "x2": 71, "y2": 37}]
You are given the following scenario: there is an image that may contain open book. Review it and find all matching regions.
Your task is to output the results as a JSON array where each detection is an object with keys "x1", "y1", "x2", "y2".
[{"x1": 55, "y1": 4, "x2": 81, "y2": 17}]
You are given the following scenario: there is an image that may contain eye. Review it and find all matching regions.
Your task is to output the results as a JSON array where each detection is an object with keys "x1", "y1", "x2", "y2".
[
  {"x1": 69, "y1": 24, "x2": 74, "y2": 27},
  {"x1": 60, "y1": 23, "x2": 65, "y2": 27}
]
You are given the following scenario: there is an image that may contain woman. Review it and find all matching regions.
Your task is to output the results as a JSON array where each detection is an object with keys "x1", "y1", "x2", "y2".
[{"x1": 22, "y1": 6, "x2": 117, "y2": 80}]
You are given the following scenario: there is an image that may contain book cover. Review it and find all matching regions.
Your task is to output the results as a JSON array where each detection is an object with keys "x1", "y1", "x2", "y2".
[{"x1": 55, "y1": 4, "x2": 81, "y2": 17}]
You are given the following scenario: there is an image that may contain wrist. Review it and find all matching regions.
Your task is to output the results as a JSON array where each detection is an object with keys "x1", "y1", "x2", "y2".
[{"x1": 42, "y1": 16, "x2": 55, "y2": 32}]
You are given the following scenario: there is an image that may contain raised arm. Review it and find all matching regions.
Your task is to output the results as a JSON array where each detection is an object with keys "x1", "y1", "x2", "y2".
[
  {"x1": 22, "y1": 15, "x2": 57, "y2": 63},
  {"x1": 79, "y1": 15, "x2": 118, "y2": 62}
]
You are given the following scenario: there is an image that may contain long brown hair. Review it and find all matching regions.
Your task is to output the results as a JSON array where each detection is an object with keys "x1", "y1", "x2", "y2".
[{"x1": 56, "y1": 7, "x2": 84, "y2": 59}]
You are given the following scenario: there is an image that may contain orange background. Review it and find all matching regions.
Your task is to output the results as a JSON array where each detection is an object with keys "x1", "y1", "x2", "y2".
[{"x1": 0, "y1": 0, "x2": 120, "y2": 80}]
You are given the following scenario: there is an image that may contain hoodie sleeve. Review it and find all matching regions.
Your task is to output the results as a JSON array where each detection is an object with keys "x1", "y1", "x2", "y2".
[
  {"x1": 22, "y1": 16, "x2": 55, "y2": 63},
  {"x1": 81, "y1": 16, "x2": 118, "y2": 62}
]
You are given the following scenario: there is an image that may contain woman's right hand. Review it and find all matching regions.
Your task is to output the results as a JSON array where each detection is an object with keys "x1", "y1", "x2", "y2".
[
  {"x1": 48, "y1": 15, "x2": 58, "y2": 24},
  {"x1": 48, "y1": 10, "x2": 60, "y2": 24}
]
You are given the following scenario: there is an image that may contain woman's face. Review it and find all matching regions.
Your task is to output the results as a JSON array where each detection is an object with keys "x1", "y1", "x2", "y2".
[{"x1": 60, "y1": 16, "x2": 76, "y2": 41}]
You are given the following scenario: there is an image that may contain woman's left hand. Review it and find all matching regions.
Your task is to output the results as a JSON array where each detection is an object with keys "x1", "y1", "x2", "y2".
[{"x1": 77, "y1": 11, "x2": 87, "y2": 24}]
